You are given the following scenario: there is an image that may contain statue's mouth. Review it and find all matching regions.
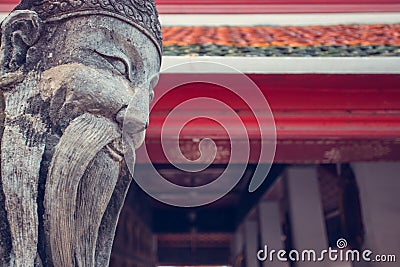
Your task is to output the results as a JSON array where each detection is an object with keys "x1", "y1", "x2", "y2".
[
  {"x1": 105, "y1": 139, "x2": 124, "y2": 162},
  {"x1": 115, "y1": 105, "x2": 148, "y2": 132},
  {"x1": 115, "y1": 106, "x2": 127, "y2": 126},
  {"x1": 114, "y1": 103, "x2": 148, "y2": 151}
]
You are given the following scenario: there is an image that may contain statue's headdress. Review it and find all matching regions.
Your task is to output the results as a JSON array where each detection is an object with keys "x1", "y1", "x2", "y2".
[{"x1": 14, "y1": 0, "x2": 163, "y2": 57}]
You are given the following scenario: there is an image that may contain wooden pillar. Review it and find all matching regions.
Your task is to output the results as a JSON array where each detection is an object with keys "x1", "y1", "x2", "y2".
[
  {"x1": 231, "y1": 227, "x2": 245, "y2": 267},
  {"x1": 286, "y1": 166, "x2": 330, "y2": 267},
  {"x1": 351, "y1": 163, "x2": 400, "y2": 267},
  {"x1": 258, "y1": 201, "x2": 289, "y2": 267},
  {"x1": 245, "y1": 220, "x2": 260, "y2": 267}
]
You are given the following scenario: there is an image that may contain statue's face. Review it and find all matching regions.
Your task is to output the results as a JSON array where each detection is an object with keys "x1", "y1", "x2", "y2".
[
  {"x1": 0, "y1": 11, "x2": 161, "y2": 267},
  {"x1": 40, "y1": 15, "x2": 160, "y2": 147}
]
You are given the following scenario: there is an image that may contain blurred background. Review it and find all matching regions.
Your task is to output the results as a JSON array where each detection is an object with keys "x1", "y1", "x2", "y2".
[{"x1": 1, "y1": 1, "x2": 399, "y2": 266}]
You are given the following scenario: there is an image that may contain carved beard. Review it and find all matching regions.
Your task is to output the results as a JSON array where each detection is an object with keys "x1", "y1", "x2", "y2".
[
  {"x1": 1, "y1": 63, "x2": 138, "y2": 266},
  {"x1": 40, "y1": 63, "x2": 138, "y2": 267},
  {"x1": 45, "y1": 113, "x2": 122, "y2": 267}
]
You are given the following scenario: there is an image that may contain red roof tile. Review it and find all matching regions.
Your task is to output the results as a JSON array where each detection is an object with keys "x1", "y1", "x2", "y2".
[{"x1": 162, "y1": 24, "x2": 400, "y2": 47}]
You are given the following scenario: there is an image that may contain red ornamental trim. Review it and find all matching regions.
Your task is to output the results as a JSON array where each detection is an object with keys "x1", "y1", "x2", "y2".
[
  {"x1": 2, "y1": 0, "x2": 400, "y2": 13},
  {"x1": 141, "y1": 73, "x2": 400, "y2": 163}
]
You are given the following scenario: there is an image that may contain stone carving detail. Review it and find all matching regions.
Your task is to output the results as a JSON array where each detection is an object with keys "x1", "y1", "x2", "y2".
[
  {"x1": 15, "y1": 0, "x2": 163, "y2": 51},
  {"x1": 0, "y1": 0, "x2": 161, "y2": 266}
]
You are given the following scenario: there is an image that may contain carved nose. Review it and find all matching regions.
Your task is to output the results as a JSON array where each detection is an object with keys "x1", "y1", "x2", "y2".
[
  {"x1": 116, "y1": 106, "x2": 148, "y2": 132},
  {"x1": 116, "y1": 107, "x2": 125, "y2": 125},
  {"x1": 120, "y1": 107, "x2": 148, "y2": 149},
  {"x1": 116, "y1": 85, "x2": 150, "y2": 134},
  {"x1": 116, "y1": 106, "x2": 127, "y2": 126}
]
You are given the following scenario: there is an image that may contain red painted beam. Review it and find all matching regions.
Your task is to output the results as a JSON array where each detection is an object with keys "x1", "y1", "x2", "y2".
[
  {"x1": 2, "y1": 0, "x2": 400, "y2": 13},
  {"x1": 3, "y1": 0, "x2": 399, "y2": 5},
  {"x1": 0, "y1": 4, "x2": 15, "y2": 12},
  {"x1": 148, "y1": 114, "x2": 400, "y2": 140},
  {"x1": 137, "y1": 74, "x2": 400, "y2": 163},
  {"x1": 156, "y1": 4, "x2": 400, "y2": 14},
  {"x1": 155, "y1": 0, "x2": 400, "y2": 13},
  {"x1": 141, "y1": 139, "x2": 400, "y2": 163},
  {"x1": 152, "y1": 74, "x2": 400, "y2": 112}
]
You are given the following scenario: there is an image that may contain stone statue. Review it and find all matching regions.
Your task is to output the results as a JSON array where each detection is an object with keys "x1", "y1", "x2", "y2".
[{"x1": 0, "y1": 0, "x2": 162, "y2": 266}]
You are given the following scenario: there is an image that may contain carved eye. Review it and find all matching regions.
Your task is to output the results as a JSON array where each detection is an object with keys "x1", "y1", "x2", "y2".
[
  {"x1": 104, "y1": 56, "x2": 129, "y2": 78},
  {"x1": 110, "y1": 58, "x2": 127, "y2": 76},
  {"x1": 94, "y1": 50, "x2": 132, "y2": 81}
]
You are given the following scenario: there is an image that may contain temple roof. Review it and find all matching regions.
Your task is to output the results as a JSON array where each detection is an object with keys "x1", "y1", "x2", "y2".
[{"x1": 162, "y1": 24, "x2": 400, "y2": 57}]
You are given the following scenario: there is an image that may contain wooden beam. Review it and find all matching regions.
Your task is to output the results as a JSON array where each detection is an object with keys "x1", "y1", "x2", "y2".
[
  {"x1": 156, "y1": 4, "x2": 400, "y2": 14},
  {"x1": 138, "y1": 74, "x2": 400, "y2": 163},
  {"x1": 2, "y1": 0, "x2": 400, "y2": 13}
]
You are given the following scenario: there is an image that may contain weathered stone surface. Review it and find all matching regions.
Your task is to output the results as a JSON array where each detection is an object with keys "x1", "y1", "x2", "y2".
[{"x1": 0, "y1": 1, "x2": 161, "y2": 266}]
